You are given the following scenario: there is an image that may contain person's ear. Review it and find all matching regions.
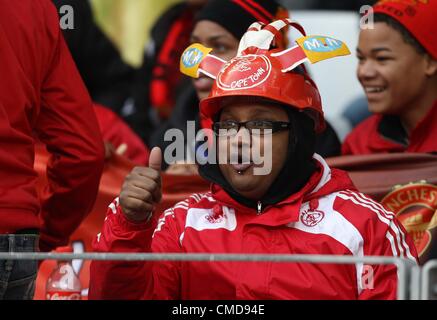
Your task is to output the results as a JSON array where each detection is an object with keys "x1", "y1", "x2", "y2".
[{"x1": 424, "y1": 54, "x2": 437, "y2": 77}]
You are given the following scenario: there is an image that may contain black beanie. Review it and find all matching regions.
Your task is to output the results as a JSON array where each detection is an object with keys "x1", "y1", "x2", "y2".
[{"x1": 195, "y1": 0, "x2": 283, "y2": 41}]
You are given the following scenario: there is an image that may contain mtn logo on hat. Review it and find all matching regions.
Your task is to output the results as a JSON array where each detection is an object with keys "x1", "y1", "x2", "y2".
[
  {"x1": 217, "y1": 55, "x2": 271, "y2": 91},
  {"x1": 182, "y1": 47, "x2": 204, "y2": 68},
  {"x1": 381, "y1": 182, "x2": 437, "y2": 258},
  {"x1": 302, "y1": 36, "x2": 344, "y2": 53}
]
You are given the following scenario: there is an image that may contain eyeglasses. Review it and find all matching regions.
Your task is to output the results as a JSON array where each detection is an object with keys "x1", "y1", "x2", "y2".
[{"x1": 213, "y1": 120, "x2": 291, "y2": 136}]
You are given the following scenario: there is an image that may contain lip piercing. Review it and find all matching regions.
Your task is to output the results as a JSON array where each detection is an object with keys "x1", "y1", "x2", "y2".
[{"x1": 237, "y1": 171, "x2": 243, "y2": 175}]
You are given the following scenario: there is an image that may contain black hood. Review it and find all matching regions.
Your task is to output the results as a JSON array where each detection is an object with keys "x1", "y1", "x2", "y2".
[{"x1": 198, "y1": 107, "x2": 317, "y2": 209}]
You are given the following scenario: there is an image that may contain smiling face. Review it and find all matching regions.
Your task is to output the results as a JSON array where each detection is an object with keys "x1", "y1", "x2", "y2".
[
  {"x1": 217, "y1": 99, "x2": 289, "y2": 200},
  {"x1": 356, "y1": 22, "x2": 430, "y2": 116},
  {"x1": 190, "y1": 20, "x2": 239, "y2": 100}
]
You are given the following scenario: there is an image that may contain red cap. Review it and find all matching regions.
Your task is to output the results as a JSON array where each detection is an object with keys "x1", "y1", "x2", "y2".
[
  {"x1": 373, "y1": 0, "x2": 437, "y2": 59},
  {"x1": 182, "y1": 18, "x2": 351, "y2": 134},
  {"x1": 200, "y1": 53, "x2": 324, "y2": 132}
]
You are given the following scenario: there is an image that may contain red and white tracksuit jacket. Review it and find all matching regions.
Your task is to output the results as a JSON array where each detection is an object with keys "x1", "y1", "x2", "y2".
[{"x1": 89, "y1": 155, "x2": 418, "y2": 300}]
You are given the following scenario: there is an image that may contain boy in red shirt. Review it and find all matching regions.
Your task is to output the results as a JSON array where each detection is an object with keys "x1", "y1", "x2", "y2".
[{"x1": 342, "y1": 0, "x2": 437, "y2": 155}]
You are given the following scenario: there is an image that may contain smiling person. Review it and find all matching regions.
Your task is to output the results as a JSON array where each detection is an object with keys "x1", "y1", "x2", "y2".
[
  {"x1": 89, "y1": 20, "x2": 417, "y2": 300},
  {"x1": 342, "y1": 1, "x2": 437, "y2": 155}
]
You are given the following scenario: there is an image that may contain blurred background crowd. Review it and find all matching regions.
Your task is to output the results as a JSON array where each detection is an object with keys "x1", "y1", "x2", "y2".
[{"x1": 52, "y1": 0, "x2": 379, "y2": 167}]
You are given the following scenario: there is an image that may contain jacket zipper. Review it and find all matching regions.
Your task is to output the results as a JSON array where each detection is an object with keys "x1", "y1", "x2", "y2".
[
  {"x1": 213, "y1": 197, "x2": 265, "y2": 216},
  {"x1": 257, "y1": 201, "x2": 263, "y2": 215}
]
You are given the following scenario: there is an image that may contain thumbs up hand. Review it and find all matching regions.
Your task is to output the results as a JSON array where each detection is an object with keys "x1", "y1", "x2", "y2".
[{"x1": 119, "y1": 147, "x2": 163, "y2": 223}]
